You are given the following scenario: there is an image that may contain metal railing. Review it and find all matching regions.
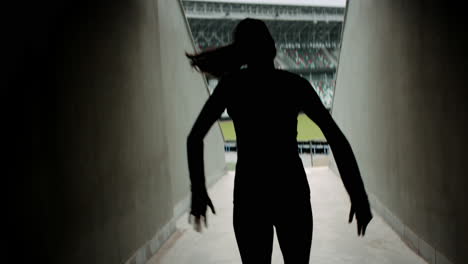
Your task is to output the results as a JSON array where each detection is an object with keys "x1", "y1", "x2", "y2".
[{"x1": 224, "y1": 140, "x2": 329, "y2": 154}]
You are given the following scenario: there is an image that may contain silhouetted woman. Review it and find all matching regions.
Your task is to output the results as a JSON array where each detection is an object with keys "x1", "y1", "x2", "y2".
[{"x1": 186, "y1": 18, "x2": 372, "y2": 264}]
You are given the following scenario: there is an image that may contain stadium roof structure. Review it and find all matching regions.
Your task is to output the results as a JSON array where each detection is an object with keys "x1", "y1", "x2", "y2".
[
  {"x1": 184, "y1": 0, "x2": 345, "y2": 22},
  {"x1": 187, "y1": 0, "x2": 346, "y2": 7},
  {"x1": 183, "y1": 0, "x2": 345, "y2": 71}
]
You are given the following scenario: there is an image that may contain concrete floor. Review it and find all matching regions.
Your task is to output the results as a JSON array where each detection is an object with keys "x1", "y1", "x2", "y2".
[{"x1": 148, "y1": 166, "x2": 427, "y2": 264}]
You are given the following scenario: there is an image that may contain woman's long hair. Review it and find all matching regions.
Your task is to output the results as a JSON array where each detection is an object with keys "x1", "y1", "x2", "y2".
[{"x1": 186, "y1": 18, "x2": 276, "y2": 78}]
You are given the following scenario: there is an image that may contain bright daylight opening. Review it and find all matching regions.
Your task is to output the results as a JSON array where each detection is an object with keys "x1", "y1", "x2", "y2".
[{"x1": 182, "y1": 0, "x2": 346, "y2": 168}]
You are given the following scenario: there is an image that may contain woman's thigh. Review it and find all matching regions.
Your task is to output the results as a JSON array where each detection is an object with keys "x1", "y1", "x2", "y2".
[
  {"x1": 233, "y1": 203, "x2": 274, "y2": 264},
  {"x1": 274, "y1": 199, "x2": 313, "y2": 264}
]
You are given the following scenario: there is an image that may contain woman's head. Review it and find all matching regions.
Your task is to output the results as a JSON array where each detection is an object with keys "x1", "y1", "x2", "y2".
[
  {"x1": 186, "y1": 18, "x2": 276, "y2": 78},
  {"x1": 232, "y1": 18, "x2": 276, "y2": 63}
]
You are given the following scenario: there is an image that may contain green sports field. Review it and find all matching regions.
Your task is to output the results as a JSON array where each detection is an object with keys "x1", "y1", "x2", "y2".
[{"x1": 219, "y1": 113, "x2": 325, "y2": 141}]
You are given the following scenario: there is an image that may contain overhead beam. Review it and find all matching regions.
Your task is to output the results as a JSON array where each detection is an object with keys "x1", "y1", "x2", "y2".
[{"x1": 185, "y1": 12, "x2": 344, "y2": 22}]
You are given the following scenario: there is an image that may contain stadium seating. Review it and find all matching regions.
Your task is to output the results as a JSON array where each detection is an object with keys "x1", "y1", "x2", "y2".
[
  {"x1": 311, "y1": 79, "x2": 334, "y2": 108},
  {"x1": 283, "y1": 48, "x2": 335, "y2": 69}
]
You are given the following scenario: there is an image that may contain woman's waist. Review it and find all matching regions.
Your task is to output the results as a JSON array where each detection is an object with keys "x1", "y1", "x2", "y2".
[
  {"x1": 233, "y1": 176, "x2": 311, "y2": 204},
  {"x1": 234, "y1": 157, "x2": 307, "y2": 185},
  {"x1": 236, "y1": 138, "x2": 298, "y2": 152},
  {"x1": 236, "y1": 152, "x2": 302, "y2": 167}
]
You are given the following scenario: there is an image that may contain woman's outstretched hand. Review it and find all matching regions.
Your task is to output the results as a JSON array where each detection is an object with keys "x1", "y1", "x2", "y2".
[
  {"x1": 189, "y1": 189, "x2": 216, "y2": 232},
  {"x1": 348, "y1": 200, "x2": 373, "y2": 236}
]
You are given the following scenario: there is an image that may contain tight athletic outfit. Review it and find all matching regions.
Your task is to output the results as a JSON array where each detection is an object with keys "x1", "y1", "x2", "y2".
[
  {"x1": 227, "y1": 67, "x2": 315, "y2": 263},
  {"x1": 188, "y1": 66, "x2": 325, "y2": 263}
]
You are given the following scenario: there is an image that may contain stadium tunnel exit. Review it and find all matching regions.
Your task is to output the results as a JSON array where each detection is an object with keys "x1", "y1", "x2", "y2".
[{"x1": 5, "y1": 0, "x2": 467, "y2": 263}]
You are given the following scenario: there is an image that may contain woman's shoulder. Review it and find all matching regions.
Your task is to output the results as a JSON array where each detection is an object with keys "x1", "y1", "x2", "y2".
[
  {"x1": 219, "y1": 69, "x2": 244, "y2": 82},
  {"x1": 220, "y1": 68, "x2": 307, "y2": 85},
  {"x1": 273, "y1": 69, "x2": 309, "y2": 84}
]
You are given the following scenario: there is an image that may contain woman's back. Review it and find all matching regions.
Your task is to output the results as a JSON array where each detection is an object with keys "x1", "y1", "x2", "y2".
[
  {"x1": 222, "y1": 68, "x2": 311, "y2": 202},
  {"x1": 226, "y1": 68, "x2": 303, "y2": 156}
]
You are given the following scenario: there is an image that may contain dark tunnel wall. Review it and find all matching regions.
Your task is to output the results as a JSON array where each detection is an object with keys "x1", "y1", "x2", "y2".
[
  {"x1": 5, "y1": 0, "x2": 225, "y2": 263},
  {"x1": 157, "y1": 0, "x2": 227, "y2": 220},
  {"x1": 332, "y1": 1, "x2": 468, "y2": 263}
]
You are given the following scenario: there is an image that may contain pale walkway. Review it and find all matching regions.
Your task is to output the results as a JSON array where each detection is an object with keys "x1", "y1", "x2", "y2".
[{"x1": 148, "y1": 166, "x2": 427, "y2": 264}]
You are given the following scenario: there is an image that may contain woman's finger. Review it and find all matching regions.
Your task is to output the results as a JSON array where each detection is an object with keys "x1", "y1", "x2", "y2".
[
  {"x1": 348, "y1": 205, "x2": 354, "y2": 223},
  {"x1": 194, "y1": 216, "x2": 202, "y2": 232},
  {"x1": 362, "y1": 215, "x2": 372, "y2": 236},
  {"x1": 208, "y1": 199, "x2": 216, "y2": 215}
]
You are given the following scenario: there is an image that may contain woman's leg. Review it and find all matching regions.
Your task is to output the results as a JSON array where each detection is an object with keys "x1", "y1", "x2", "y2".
[
  {"x1": 274, "y1": 199, "x2": 313, "y2": 264},
  {"x1": 233, "y1": 203, "x2": 274, "y2": 264}
]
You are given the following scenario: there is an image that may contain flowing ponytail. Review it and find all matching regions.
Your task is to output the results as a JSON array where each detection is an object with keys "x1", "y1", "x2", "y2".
[
  {"x1": 186, "y1": 44, "x2": 243, "y2": 79},
  {"x1": 186, "y1": 18, "x2": 276, "y2": 79}
]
